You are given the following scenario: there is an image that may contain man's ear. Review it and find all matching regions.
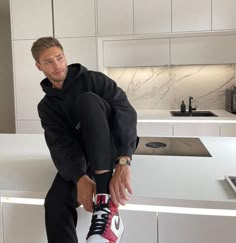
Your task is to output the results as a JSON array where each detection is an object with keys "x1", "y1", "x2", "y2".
[{"x1": 35, "y1": 62, "x2": 42, "y2": 71}]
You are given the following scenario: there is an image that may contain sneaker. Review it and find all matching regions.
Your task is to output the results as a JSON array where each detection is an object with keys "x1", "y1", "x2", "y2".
[{"x1": 86, "y1": 194, "x2": 124, "y2": 243}]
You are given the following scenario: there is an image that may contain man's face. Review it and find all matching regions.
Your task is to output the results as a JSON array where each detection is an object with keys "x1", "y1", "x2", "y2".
[{"x1": 36, "y1": 46, "x2": 68, "y2": 87}]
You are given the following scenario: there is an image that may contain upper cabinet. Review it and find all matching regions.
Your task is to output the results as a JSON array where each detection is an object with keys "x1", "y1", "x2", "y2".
[
  {"x1": 171, "y1": 35, "x2": 236, "y2": 65},
  {"x1": 58, "y1": 37, "x2": 97, "y2": 71},
  {"x1": 53, "y1": 0, "x2": 96, "y2": 38},
  {"x1": 134, "y1": 0, "x2": 171, "y2": 34},
  {"x1": 13, "y1": 40, "x2": 45, "y2": 121},
  {"x1": 212, "y1": 0, "x2": 236, "y2": 30},
  {"x1": 10, "y1": 0, "x2": 53, "y2": 40},
  {"x1": 103, "y1": 38, "x2": 170, "y2": 67},
  {"x1": 172, "y1": 0, "x2": 211, "y2": 32},
  {"x1": 97, "y1": 0, "x2": 133, "y2": 36}
]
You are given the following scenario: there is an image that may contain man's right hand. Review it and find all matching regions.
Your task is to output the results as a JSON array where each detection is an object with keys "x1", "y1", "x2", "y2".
[{"x1": 77, "y1": 175, "x2": 96, "y2": 213}]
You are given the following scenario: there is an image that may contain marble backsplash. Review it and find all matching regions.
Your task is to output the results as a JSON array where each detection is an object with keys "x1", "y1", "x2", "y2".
[{"x1": 106, "y1": 65, "x2": 236, "y2": 110}]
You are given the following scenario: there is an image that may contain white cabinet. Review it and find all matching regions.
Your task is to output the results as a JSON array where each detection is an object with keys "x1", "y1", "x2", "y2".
[
  {"x1": 120, "y1": 210, "x2": 157, "y2": 242},
  {"x1": 134, "y1": 0, "x2": 171, "y2": 34},
  {"x1": 137, "y1": 122, "x2": 173, "y2": 137},
  {"x1": 13, "y1": 40, "x2": 45, "y2": 122},
  {"x1": 58, "y1": 37, "x2": 97, "y2": 71},
  {"x1": 158, "y1": 212, "x2": 236, "y2": 243},
  {"x1": 10, "y1": 0, "x2": 53, "y2": 40},
  {"x1": 76, "y1": 207, "x2": 157, "y2": 243},
  {"x1": 2, "y1": 203, "x2": 47, "y2": 243},
  {"x1": 97, "y1": 0, "x2": 133, "y2": 36},
  {"x1": 171, "y1": 35, "x2": 236, "y2": 65},
  {"x1": 2, "y1": 203, "x2": 157, "y2": 243},
  {"x1": 0, "y1": 202, "x2": 3, "y2": 243},
  {"x1": 53, "y1": 0, "x2": 96, "y2": 38},
  {"x1": 16, "y1": 120, "x2": 43, "y2": 134},
  {"x1": 13, "y1": 37, "x2": 97, "y2": 133},
  {"x1": 220, "y1": 124, "x2": 236, "y2": 137},
  {"x1": 172, "y1": 0, "x2": 211, "y2": 32},
  {"x1": 103, "y1": 38, "x2": 170, "y2": 67},
  {"x1": 173, "y1": 123, "x2": 220, "y2": 136},
  {"x1": 212, "y1": 0, "x2": 236, "y2": 30}
]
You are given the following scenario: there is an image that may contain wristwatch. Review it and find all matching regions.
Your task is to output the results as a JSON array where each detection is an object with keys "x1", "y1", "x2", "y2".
[{"x1": 116, "y1": 157, "x2": 131, "y2": 166}]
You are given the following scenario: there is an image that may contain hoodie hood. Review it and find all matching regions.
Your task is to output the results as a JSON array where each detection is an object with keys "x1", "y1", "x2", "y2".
[{"x1": 40, "y1": 63, "x2": 87, "y2": 97}]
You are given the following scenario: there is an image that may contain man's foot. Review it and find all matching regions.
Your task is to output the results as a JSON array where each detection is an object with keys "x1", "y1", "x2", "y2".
[{"x1": 86, "y1": 194, "x2": 124, "y2": 243}]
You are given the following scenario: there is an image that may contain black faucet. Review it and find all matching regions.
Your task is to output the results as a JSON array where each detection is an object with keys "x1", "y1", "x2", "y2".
[{"x1": 189, "y1": 96, "x2": 193, "y2": 113}]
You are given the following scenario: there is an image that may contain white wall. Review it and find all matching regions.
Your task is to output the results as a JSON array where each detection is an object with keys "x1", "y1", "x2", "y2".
[{"x1": 0, "y1": 0, "x2": 15, "y2": 133}]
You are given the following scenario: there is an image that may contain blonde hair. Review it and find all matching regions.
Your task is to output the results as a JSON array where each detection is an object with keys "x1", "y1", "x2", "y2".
[{"x1": 31, "y1": 37, "x2": 63, "y2": 62}]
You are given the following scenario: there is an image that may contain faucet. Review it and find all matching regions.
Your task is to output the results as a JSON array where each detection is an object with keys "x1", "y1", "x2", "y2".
[{"x1": 189, "y1": 96, "x2": 194, "y2": 113}]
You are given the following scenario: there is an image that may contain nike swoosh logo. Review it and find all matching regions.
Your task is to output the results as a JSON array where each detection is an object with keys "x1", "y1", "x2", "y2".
[{"x1": 115, "y1": 216, "x2": 120, "y2": 230}]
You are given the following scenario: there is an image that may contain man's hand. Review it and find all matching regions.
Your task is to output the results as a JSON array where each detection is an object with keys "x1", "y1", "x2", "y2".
[
  {"x1": 77, "y1": 175, "x2": 96, "y2": 213},
  {"x1": 109, "y1": 164, "x2": 133, "y2": 206}
]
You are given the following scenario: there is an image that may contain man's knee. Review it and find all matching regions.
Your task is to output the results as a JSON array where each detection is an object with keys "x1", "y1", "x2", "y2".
[
  {"x1": 78, "y1": 92, "x2": 101, "y2": 107},
  {"x1": 77, "y1": 92, "x2": 111, "y2": 117}
]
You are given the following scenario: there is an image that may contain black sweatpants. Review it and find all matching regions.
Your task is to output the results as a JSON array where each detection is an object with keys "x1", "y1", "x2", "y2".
[{"x1": 44, "y1": 92, "x2": 117, "y2": 243}]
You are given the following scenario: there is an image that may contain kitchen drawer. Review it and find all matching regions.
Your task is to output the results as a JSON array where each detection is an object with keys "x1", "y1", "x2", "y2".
[
  {"x1": 173, "y1": 123, "x2": 220, "y2": 136},
  {"x1": 158, "y1": 212, "x2": 236, "y2": 243},
  {"x1": 137, "y1": 122, "x2": 173, "y2": 137},
  {"x1": 220, "y1": 123, "x2": 236, "y2": 137}
]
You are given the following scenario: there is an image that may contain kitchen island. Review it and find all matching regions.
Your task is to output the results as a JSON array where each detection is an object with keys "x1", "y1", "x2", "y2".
[
  {"x1": 1, "y1": 134, "x2": 236, "y2": 243},
  {"x1": 0, "y1": 133, "x2": 236, "y2": 209}
]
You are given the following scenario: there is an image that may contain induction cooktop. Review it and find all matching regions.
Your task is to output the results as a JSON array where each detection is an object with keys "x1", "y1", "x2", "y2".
[{"x1": 134, "y1": 137, "x2": 211, "y2": 157}]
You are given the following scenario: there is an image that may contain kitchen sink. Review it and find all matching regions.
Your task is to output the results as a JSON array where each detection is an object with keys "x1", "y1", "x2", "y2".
[{"x1": 170, "y1": 111, "x2": 218, "y2": 117}]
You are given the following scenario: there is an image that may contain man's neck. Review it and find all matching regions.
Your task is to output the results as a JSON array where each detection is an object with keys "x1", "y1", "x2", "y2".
[{"x1": 52, "y1": 81, "x2": 64, "y2": 90}]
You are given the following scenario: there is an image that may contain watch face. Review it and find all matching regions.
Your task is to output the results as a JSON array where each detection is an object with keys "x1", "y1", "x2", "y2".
[
  {"x1": 120, "y1": 158, "x2": 127, "y2": 165},
  {"x1": 118, "y1": 158, "x2": 131, "y2": 166}
]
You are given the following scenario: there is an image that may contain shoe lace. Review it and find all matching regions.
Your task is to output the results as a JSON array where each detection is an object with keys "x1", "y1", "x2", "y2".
[{"x1": 87, "y1": 202, "x2": 111, "y2": 237}]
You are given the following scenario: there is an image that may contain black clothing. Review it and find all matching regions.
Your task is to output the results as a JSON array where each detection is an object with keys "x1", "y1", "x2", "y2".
[
  {"x1": 43, "y1": 90, "x2": 135, "y2": 243},
  {"x1": 44, "y1": 173, "x2": 79, "y2": 243},
  {"x1": 38, "y1": 63, "x2": 137, "y2": 184}
]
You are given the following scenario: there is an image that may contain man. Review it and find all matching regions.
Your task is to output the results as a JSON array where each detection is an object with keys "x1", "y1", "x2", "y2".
[{"x1": 31, "y1": 37, "x2": 138, "y2": 243}]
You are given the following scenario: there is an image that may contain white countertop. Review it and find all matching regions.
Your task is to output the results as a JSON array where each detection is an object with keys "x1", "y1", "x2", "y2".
[
  {"x1": 137, "y1": 110, "x2": 236, "y2": 123},
  {"x1": 0, "y1": 134, "x2": 236, "y2": 209}
]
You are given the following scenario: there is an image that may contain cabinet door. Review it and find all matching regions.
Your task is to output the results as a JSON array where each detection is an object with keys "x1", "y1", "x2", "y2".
[
  {"x1": 212, "y1": 0, "x2": 236, "y2": 30},
  {"x1": 173, "y1": 123, "x2": 220, "y2": 136},
  {"x1": 0, "y1": 203, "x2": 3, "y2": 243},
  {"x1": 137, "y1": 122, "x2": 173, "y2": 137},
  {"x1": 3, "y1": 203, "x2": 47, "y2": 243},
  {"x1": 58, "y1": 37, "x2": 97, "y2": 71},
  {"x1": 53, "y1": 0, "x2": 96, "y2": 38},
  {"x1": 103, "y1": 38, "x2": 170, "y2": 67},
  {"x1": 97, "y1": 0, "x2": 133, "y2": 36},
  {"x1": 172, "y1": 0, "x2": 211, "y2": 32},
  {"x1": 134, "y1": 0, "x2": 171, "y2": 34},
  {"x1": 171, "y1": 35, "x2": 236, "y2": 65},
  {"x1": 76, "y1": 207, "x2": 157, "y2": 243},
  {"x1": 158, "y1": 212, "x2": 236, "y2": 243},
  {"x1": 10, "y1": 0, "x2": 53, "y2": 40},
  {"x1": 13, "y1": 40, "x2": 45, "y2": 121},
  {"x1": 16, "y1": 120, "x2": 43, "y2": 134},
  {"x1": 220, "y1": 124, "x2": 236, "y2": 137}
]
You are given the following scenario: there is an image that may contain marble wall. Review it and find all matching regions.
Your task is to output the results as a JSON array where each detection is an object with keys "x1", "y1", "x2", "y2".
[{"x1": 107, "y1": 65, "x2": 236, "y2": 110}]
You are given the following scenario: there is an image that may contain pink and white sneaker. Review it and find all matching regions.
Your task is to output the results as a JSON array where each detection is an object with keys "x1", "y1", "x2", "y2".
[{"x1": 86, "y1": 194, "x2": 124, "y2": 243}]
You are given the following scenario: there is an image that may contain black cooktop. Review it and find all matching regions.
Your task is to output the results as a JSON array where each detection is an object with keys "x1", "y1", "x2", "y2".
[{"x1": 134, "y1": 137, "x2": 211, "y2": 157}]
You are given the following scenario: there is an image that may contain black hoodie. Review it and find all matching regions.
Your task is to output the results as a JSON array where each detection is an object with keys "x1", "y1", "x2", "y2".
[{"x1": 38, "y1": 63, "x2": 137, "y2": 184}]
